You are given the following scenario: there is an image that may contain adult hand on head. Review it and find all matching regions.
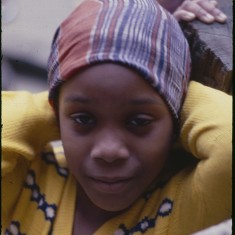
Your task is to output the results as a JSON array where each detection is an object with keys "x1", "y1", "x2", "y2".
[{"x1": 173, "y1": 0, "x2": 227, "y2": 23}]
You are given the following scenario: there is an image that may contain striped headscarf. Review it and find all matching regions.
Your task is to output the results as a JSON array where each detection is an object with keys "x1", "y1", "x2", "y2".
[{"x1": 48, "y1": 0, "x2": 191, "y2": 120}]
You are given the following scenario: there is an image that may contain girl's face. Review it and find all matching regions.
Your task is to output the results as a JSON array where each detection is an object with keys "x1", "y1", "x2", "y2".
[{"x1": 59, "y1": 63, "x2": 174, "y2": 212}]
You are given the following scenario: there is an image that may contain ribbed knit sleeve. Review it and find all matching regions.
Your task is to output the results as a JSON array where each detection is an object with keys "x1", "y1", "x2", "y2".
[
  {"x1": 2, "y1": 91, "x2": 60, "y2": 228},
  {"x1": 173, "y1": 81, "x2": 232, "y2": 234},
  {"x1": 2, "y1": 91, "x2": 60, "y2": 171}
]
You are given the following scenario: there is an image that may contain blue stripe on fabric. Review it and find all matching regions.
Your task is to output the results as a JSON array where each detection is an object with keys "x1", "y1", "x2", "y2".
[
  {"x1": 97, "y1": 0, "x2": 117, "y2": 57},
  {"x1": 122, "y1": 1, "x2": 137, "y2": 54},
  {"x1": 113, "y1": 0, "x2": 135, "y2": 60},
  {"x1": 130, "y1": 0, "x2": 148, "y2": 62},
  {"x1": 124, "y1": 0, "x2": 145, "y2": 61},
  {"x1": 135, "y1": 8, "x2": 149, "y2": 62},
  {"x1": 156, "y1": 20, "x2": 167, "y2": 89},
  {"x1": 90, "y1": 0, "x2": 110, "y2": 61},
  {"x1": 136, "y1": 3, "x2": 156, "y2": 66}
]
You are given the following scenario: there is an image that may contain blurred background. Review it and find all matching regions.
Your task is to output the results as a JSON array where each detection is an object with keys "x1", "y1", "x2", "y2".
[{"x1": 2, "y1": 0, "x2": 82, "y2": 92}]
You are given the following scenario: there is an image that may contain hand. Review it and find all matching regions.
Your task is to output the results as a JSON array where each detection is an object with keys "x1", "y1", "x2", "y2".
[{"x1": 173, "y1": 0, "x2": 227, "y2": 23}]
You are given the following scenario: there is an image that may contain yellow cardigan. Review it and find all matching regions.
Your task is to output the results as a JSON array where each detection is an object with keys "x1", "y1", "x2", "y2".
[{"x1": 2, "y1": 81, "x2": 232, "y2": 235}]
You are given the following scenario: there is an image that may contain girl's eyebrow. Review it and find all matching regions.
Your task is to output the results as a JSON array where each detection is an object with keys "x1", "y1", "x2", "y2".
[
  {"x1": 64, "y1": 95, "x2": 162, "y2": 105},
  {"x1": 64, "y1": 95, "x2": 90, "y2": 103},
  {"x1": 130, "y1": 97, "x2": 162, "y2": 105}
]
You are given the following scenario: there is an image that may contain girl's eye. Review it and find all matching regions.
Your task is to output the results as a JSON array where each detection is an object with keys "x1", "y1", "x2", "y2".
[
  {"x1": 71, "y1": 113, "x2": 96, "y2": 125},
  {"x1": 128, "y1": 116, "x2": 153, "y2": 127}
]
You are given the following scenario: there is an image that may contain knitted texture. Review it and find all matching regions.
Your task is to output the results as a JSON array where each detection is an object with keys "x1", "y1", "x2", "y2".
[{"x1": 47, "y1": 0, "x2": 191, "y2": 120}]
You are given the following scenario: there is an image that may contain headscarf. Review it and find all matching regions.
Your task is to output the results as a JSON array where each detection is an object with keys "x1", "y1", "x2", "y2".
[{"x1": 48, "y1": 0, "x2": 191, "y2": 121}]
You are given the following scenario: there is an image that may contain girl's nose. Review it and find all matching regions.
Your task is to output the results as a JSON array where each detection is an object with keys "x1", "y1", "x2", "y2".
[{"x1": 90, "y1": 131, "x2": 130, "y2": 163}]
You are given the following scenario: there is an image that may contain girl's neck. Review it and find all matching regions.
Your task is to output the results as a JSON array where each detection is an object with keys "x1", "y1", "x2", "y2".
[{"x1": 72, "y1": 184, "x2": 125, "y2": 235}]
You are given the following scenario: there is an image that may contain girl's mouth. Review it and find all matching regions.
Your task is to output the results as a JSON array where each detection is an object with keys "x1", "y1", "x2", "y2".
[{"x1": 89, "y1": 176, "x2": 133, "y2": 194}]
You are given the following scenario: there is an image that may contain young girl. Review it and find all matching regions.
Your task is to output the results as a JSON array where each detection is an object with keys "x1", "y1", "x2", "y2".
[{"x1": 2, "y1": 0, "x2": 231, "y2": 234}]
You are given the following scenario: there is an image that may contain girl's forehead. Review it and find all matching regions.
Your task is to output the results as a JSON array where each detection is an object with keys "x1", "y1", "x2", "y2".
[{"x1": 60, "y1": 63, "x2": 166, "y2": 106}]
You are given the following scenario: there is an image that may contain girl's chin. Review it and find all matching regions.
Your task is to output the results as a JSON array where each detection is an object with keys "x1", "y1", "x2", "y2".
[
  {"x1": 90, "y1": 195, "x2": 134, "y2": 213},
  {"x1": 76, "y1": 179, "x2": 145, "y2": 214}
]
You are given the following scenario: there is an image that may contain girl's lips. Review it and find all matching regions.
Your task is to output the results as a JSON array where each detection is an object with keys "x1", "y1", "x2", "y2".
[{"x1": 89, "y1": 176, "x2": 133, "y2": 194}]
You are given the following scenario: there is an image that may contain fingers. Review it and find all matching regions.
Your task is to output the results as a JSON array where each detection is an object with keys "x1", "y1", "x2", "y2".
[
  {"x1": 173, "y1": 0, "x2": 227, "y2": 24},
  {"x1": 197, "y1": 0, "x2": 227, "y2": 23},
  {"x1": 174, "y1": 9, "x2": 196, "y2": 21}
]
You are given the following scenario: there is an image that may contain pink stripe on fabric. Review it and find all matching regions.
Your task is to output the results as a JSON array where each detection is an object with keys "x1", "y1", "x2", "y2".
[
  {"x1": 147, "y1": 3, "x2": 162, "y2": 71},
  {"x1": 59, "y1": 0, "x2": 101, "y2": 80},
  {"x1": 102, "y1": 0, "x2": 125, "y2": 56},
  {"x1": 91, "y1": 0, "x2": 110, "y2": 54}
]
